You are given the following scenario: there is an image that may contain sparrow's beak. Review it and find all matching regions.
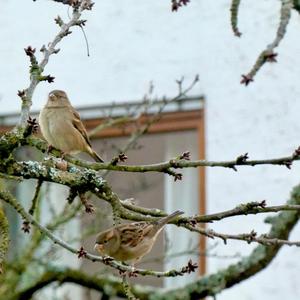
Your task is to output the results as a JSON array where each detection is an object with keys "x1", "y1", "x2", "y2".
[
  {"x1": 94, "y1": 243, "x2": 104, "y2": 253},
  {"x1": 49, "y1": 93, "x2": 55, "y2": 101}
]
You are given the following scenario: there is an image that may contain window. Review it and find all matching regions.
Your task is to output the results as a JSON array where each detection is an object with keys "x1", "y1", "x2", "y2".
[
  {"x1": 81, "y1": 96, "x2": 206, "y2": 290},
  {"x1": 0, "y1": 95, "x2": 205, "y2": 297}
]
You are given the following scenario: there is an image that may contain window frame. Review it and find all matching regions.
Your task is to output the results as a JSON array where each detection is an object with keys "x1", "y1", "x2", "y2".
[{"x1": 84, "y1": 106, "x2": 206, "y2": 275}]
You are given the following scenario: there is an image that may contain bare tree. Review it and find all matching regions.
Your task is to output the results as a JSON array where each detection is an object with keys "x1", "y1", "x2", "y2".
[{"x1": 1, "y1": 1, "x2": 300, "y2": 299}]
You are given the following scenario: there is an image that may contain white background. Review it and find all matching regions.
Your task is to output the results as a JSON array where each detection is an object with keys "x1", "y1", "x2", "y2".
[{"x1": 1, "y1": 0, "x2": 300, "y2": 299}]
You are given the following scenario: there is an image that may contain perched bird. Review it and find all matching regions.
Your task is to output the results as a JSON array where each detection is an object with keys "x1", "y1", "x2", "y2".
[
  {"x1": 94, "y1": 210, "x2": 183, "y2": 263},
  {"x1": 39, "y1": 90, "x2": 104, "y2": 162}
]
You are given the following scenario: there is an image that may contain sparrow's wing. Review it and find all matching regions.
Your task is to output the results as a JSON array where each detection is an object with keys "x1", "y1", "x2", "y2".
[
  {"x1": 72, "y1": 109, "x2": 92, "y2": 147},
  {"x1": 120, "y1": 223, "x2": 154, "y2": 247}
]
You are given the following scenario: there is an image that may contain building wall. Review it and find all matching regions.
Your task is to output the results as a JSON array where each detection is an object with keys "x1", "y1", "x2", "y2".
[{"x1": 1, "y1": 1, "x2": 300, "y2": 299}]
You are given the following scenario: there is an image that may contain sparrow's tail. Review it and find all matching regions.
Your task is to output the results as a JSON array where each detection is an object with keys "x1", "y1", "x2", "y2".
[
  {"x1": 155, "y1": 210, "x2": 184, "y2": 228},
  {"x1": 89, "y1": 149, "x2": 104, "y2": 163}
]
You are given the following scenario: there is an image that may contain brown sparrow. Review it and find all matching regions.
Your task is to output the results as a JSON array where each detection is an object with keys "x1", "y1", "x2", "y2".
[
  {"x1": 94, "y1": 210, "x2": 183, "y2": 263},
  {"x1": 39, "y1": 90, "x2": 104, "y2": 162}
]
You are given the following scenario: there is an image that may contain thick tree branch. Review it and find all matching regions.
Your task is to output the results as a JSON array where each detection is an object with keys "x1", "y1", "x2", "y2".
[
  {"x1": 2, "y1": 157, "x2": 300, "y2": 247},
  {"x1": 11, "y1": 268, "x2": 152, "y2": 300},
  {"x1": 8, "y1": 184, "x2": 300, "y2": 299},
  {"x1": 0, "y1": 189, "x2": 198, "y2": 278},
  {"x1": 0, "y1": 206, "x2": 9, "y2": 274},
  {"x1": 147, "y1": 183, "x2": 300, "y2": 299},
  {"x1": 24, "y1": 137, "x2": 300, "y2": 175},
  {"x1": 294, "y1": 0, "x2": 300, "y2": 12}
]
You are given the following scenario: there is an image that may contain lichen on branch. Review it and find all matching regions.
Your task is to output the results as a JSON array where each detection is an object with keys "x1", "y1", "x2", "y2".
[{"x1": 0, "y1": 206, "x2": 9, "y2": 274}]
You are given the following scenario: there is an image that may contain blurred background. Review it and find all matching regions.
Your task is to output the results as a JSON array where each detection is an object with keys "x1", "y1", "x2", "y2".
[{"x1": 1, "y1": 1, "x2": 300, "y2": 299}]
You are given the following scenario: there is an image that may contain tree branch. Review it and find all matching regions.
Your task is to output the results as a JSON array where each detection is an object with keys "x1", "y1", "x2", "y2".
[
  {"x1": 18, "y1": 0, "x2": 93, "y2": 128},
  {"x1": 3, "y1": 157, "x2": 300, "y2": 248},
  {"x1": 23, "y1": 137, "x2": 300, "y2": 175},
  {"x1": 8, "y1": 183, "x2": 300, "y2": 299},
  {"x1": 241, "y1": 0, "x2": 293, "y2": 85},
  {"x1": 11, "y1": 267, "x2": 152, "y2": 300},
  {"x1": 0, "y1": 206, "x2": 9, "y2": 274},
  {"x1": 0, "y1": 189, "x2": 198, "y2": 278},
  {"x1": 62, "y1": 149, "x2": 300, "y2": 175},
  {"x1": 148, "y1": 183, "x2": 300, "y2": 299}
]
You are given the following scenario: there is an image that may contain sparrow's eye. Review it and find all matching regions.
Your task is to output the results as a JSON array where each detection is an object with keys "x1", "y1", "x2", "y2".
[
  {"x1": 103, "y1": 240, "x2": 108, "y2": 244},
  {"x1": 49, "y1": 93, "x2": 55, "y2": 100}
]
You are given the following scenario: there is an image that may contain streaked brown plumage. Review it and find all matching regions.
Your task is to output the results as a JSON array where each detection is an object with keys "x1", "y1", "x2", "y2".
[
  {"x1": 39, "y1": 90, "x2": 103, "y2": 162},
  {"x1": 94, "y1": 210, "x2": 183, "y2": 263}
]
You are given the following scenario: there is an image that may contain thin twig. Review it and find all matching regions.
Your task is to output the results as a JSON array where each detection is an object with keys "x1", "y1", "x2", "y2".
[
  {"x1": 0, "y1": 188, "x2": 198, "y2": 278},
  {"x1": 18, "y1": 0, "x2": 93, "y2": 128},
  {"x1": 63, "y1": 149, "x2": 300, "y2": 175},
  {"x1": 29, "y1": 179, "x2": 43, "y2": 215}
]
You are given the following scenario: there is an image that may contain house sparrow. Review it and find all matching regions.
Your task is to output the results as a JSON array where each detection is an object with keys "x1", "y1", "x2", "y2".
[
  {"x1": 94, "y1": 210, "x2": 183, "y2": 263},
  {"x1": 39, "y1": 90, "x2": 104, "y2": 162}
]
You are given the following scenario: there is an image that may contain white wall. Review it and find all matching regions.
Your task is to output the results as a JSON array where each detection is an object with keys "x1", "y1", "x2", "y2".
[{"x1": 1, "y1": 1, "x2": 300, "y2": 298}]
